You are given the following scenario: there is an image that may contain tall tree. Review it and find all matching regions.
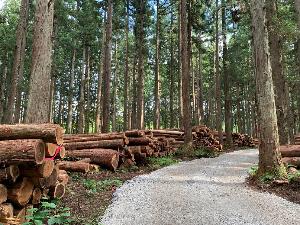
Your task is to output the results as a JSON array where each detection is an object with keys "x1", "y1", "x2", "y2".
[
  {"x1": 25, "y1": 0, "x2": 55, "y2": 123},
  {"x1": 101, "y1": 0, "x2": 113, "y2": 133},
  {"x1": 154, "y1": 0, "x2": 161, "y2": 129},
  {"x1": 180, "y1": 0, "x2": 192, "y2": 144},
  {"x1": 4, "y1": 0, "x2": 29, "y2": 124},
  {"x1": 67, "y1": 49, "x2": 76, "y2": 133},
  {"x1": 169, "y1": 11, "x2": 175, "y2": 128},
  {"x1": 266, "y1": 0, "x2": 290, "y2": 144},
  {"x1": 77, "y1": 46, "x2": 86, "y2": 133},
  {"x1": 250, "y1": 0, "x2": 286, "y2": 176},
  {"x1": 0, "y1": 53, "x2": 8, "y2": 123}
]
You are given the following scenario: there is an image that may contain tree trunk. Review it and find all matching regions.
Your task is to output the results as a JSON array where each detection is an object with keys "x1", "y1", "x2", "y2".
[
  {"x1": 170, "y1": 11, "x2": 175, "y2": 128},
  {"x1": 215, "y1": 0, "x2": 223, "y2": 145},
  {"x1": 222, "y1": 0, "x2": 233, "y2": 146},
  {"x1": 136, "y1": 0, "x2": 146, "y2": 130},
  {"x1": 266, "y1": 0, "x2": 290, "y2": 145},
  {"x1": 85, "y1": 47, "x2": 91, "y2": 134},
  {"x1": 67, "y1": 49, "x2": 76, "y2": 134},
  {"x1": 131, "y1": 51, "x2": 138, "y2": 129},
  {"x1": 78, "y1": 46, "x2": 86, "y2": 133},
  {"x1": 4, "y1": 0, "x2": 29, "y2": 124},
  {"x1": 112, "y1": 40, "x2": 118, "y2": 132},
  {"x1": 101, "y1": 0, "x2": 113, "y2": 133},
  {"x1": 180, "y1": 0, "x2": 192, "y2": 145},
  {"x1": 197, "y1": 44, "x2": 204, "y2": 125},
  {"x1": 154, "y1": 0, "x2": 161, "y2": 129},
  {"x1": 25, "y1": 0, "x2": 55, "y2": 123},
  {"x1": 0, "y1": 53, "x2": 8, "y2": 123},
  {"x1": 250, "y1": 0, "x2": 286, "y2": 176},
  {"x1": 178, "y1": 1, "x2": 183, "y2": 128},
  {"x1": 123, "y1": 0, "x2": 130, "y2": 131}
]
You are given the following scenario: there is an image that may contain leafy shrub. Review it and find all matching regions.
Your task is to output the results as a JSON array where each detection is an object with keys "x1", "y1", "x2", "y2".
[
  {"x1": 148, "y1": 156, "x2": 178, "y2": 168},
  {"x1": 194, "y1": 147, "x2": 218, "y2": 158},
  {"x1": 82, "y1": 178, "x2": 123, "y2": 193},
  {"x1": 248, "y1": 165, "x2": 258, "y2": 176}
]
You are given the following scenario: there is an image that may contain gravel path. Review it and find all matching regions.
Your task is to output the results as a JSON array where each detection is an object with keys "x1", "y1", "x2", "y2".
[{"x1": 100, "y1": 149, "x2": 300, "y2": 225}]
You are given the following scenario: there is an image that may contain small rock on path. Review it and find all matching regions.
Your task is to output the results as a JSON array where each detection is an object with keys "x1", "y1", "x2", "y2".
[{"x1": 100, "y1": 149, "x2": 300, "y2": 225}]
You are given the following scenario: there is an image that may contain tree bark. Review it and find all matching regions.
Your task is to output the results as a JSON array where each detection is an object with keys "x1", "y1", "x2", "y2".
[
  {"x1": 112, "y1": 40, "x2": 118, "y2": 132},
  {"x1": 4, "y1": 0, "x2": 29, "y2": 124},
  {"x1": 101, "y1": 0, "x2": 113, "y2": 133},
  {"x1": 78, "y1": 46, "x2": 86, "y2": 133},
  {"x1": 0, "y1": 165, "x2": 19, "y2": 183},
  {"x1": 266, "y1": 0, "x2": 290, "y2": 145},
  {"x1": 169, "y1": 11, "x2": 175, "y2": 128},
  {"x1": 64, "y1": 139, "x2": 125, "y2": 150},
  {"x1": 67, "y1": 49, "x2": 76, "y2": 134},
  {"x1": 222, "y1": 0, "x2": 233, "y2": 146},
  {"x1": 0, "y1": 53, "x2": 8, "y2": 123},
  {"x1": 180, "y1": 0, "x2": 192, "y2": 145},
  {"x1": 7, "y1": 177, "x2": 34, "y2": 207},
  {"x1": 85, "y1": 47, "x2": 91, "y2": 134},
  {"x1": 25, "y1": 0, "x2": 55, "y2": 123},
  {"x1": 250, "y1": 0, "x2": 285, "y2": 176},
  {"x1": 154, "y1": 0, "x2": 161, "y2": 129},
  {"x1": 178, "y1": 1, "x2": 183, "y2": 128}
]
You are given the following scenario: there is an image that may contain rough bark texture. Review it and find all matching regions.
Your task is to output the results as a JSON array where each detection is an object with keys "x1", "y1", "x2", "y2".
[
  {"x1": 169, "y1": 12, "x2": 175, "y2": 128},
  {"x1": 0, "y1": 53, "x2": 8, "y2": 123},
  {"x1": 64, "y1": 139, "x2": 124, "y2": 150},
  {"x1": 101, "y1": 0, "x2": 113, "y2": 133},
  {"x1": 250, "y1": 0, "x2": 285, "y2": 176},
  {"x1": 0, "y1": 139, "x2": 45, "y2": 164},
  {"x1": 180, "y1": 0, "x2": 192, "y2": 144},
  {"x1": 25, "y1": 0, "x2": 55, "y2": 123},
  {"x1": 0, "y1": 165, "x2": 19, "y2": 183},
  {"x1": 78, "y1": 46, "x2": 86, "y2": 133},
  {"x1": 85, "y1": 47, "x2": 91, "y2": 134},
  {"x1": 57, "y1": 161, "x2": 90, "y2": 173},
  {"x1": 19, "y1": 160, "x2": 54, "y2": 178},
  {"x1": 266, "y1": 0, "x2": 290, "y2": 145},
  {"x1": 0, "y1": 185, "x2": 7, "y2": 204},
  {"x1": 4, "y1": 0, "x2": 29, "y2": 124}
]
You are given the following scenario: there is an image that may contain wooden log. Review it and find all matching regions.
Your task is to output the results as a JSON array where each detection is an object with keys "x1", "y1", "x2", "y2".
[
  {"x1": 46, "y1": 143, "x2": 57, "y2": 157},
  {"x1": 0, "y1": 184, "x2": 7, "y2": 204},
  {"x1": 280, "y1": 145, "x2": 300, "y2": 157},
  {"x1": 89, "y1": 164, "x2": 100, "y2": 172},
  {"x1": 59, "y1": 146, "x2": 66, "y2": 158},
  {"x1": 282, "y1": 157, "x2": 300, "y2": 167},
  {"x1": 49, "y1": 182, "x2": 65, "y2": 199},
  {"x1": 127, "y1": 146, "x2": 142, "y2": 154},
  {"x1": 57, "y1": 161, "x2": 90, "y2": 173},
  {"x1": 7, "y1": 178, "x2": 34, "y2": 207},
  {"x1": 125, "y1": 130, "x2": 145, "y2": 137},
  {"x1": 14, "y1": 207, "x2": 26, "y2": 223},
  {"x1": 0, "y1": 124, "x2": 63, "y2": 145},
  {"x1": 0, "y1": 203, "x2": 13, "y2": 218},
  {"x1": 31, "y1": 188, "x2": 42, "y2": 205},
  {"x1": 64, "y1": 132, "x2": 126, "y2": 140},
  {"x1": 32, "y1": 166, "x2": 58, "y2": 188},
  {"x1": 0, "y1": 139, "x2": 45, "y2": 164},
  {"x1": 19, "y1": 160, "x2": 54, "y2": 178},
  {"x1": 0, "y1": 165, "x2": 19, "y2": 183},
  {"x1": 66, "y1": 149, "x2": 119, "y2": 171},
  {"x1": 64, "y1": 135, "x2": 129, "y2": 145},
  {"x1": 64, "y1": 139, "x2": 125, "y2": 150},
  {"x1": 152, "y1": 129, "x2": 185, "y2": 136},
  {"x1": 128, "y1": 137, "x2": 152, "y2": 146},
  {"x1": 58, "y1": 170, "x2": 69, "y2": 185}
]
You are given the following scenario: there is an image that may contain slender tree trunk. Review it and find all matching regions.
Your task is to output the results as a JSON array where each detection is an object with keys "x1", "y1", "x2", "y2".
[
  {"x1": 222, "y1": 0, "x2": 232, "y2": 146},
  {"x1": 101, "y1": 0, "x2": 113, "y2": 133},
  {"x1": 169, "y1": 12, "x2": 175, "y2": 128},
  {"x1": 123, "y1": 0, "x2": 129, "y2": 131},
  {"x1": 180, "y1": 0, "x2": 192, "y2": 144},
  {"x1": 25, "y1": 0, "x2": 55, "y2": 123},
  {"x1": 4, "y1": 0, "x2": 29, "y2": 124},
  {"x1": 112, "y1": 40, "x2": 118, "y2": 132},
  {"x1": 266, "y1": 0, "x2": 290, "y2": 144},
  {"x1": 48, "y1": 73, "x2": 55, "y2": 123},
  {"x1": 131, "y1": 52, "x2": 137, "y2": 129},
  {"x1": 77, "y1": 46, "x2": 86, "y2": 133},
  {"x1": 154, "y1": 0, "x2": 161, "y2": 129},
  {"x1": 250, "y1": 0, "x2": 286, "y2": 176},
  {"x1": 85, "y1": 47, "x2": 91, "y2": 134},
  {"x1": 214, "y1": 0, "x2": 223, "y2": 144},
  {"x1": 95, "y1": 17, "x2": 106, "y2": 133},
  {"x1": 0, "y1": 53, "x2": 8, "y2": 123},
  {"x1": 136, "y1": 0, "x2": 146, "y2": 130},
  {"x1": 67, "y1": 49, "x2": 76, "y2": 134},
  {"x1": 197, "y1": 46, "x2": 204, "y2": 125},
  {"x1": 178, "y1": 1, "x2": 183, "y2": 128}
]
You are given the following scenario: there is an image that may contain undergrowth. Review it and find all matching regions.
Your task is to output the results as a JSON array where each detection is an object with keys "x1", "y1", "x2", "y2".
[
  {"x1": 148, "y1": 156, "x2": 178, "y2": 168},
  {"x1": 82, "y1": 178, "x2": 123, "y2": 194}
]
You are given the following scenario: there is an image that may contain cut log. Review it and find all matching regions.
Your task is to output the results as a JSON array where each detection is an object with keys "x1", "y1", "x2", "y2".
[
  {"x1": 125, "y1": 130, "x2": 145, "y2": 137},
  {"x1": 57, "y1": 161, "x2": 90, "y2": 173},
  {"x1": 0, "y1": 203, "x2": 13, "y2": 218},
  {"x1": 128, "y1": 137, "x2": 151, "y2": 146},
  {"x1": 19, "y1": 160, "x2": 54, "y2": 178},
  {"x1": 64, "y1": 139, "x2": 125, "y2": 150},
  {"x1": 58, "y1": 170, "x2": 69, "y2": 185},
  {"x1": 152, "y1": 129, "x2": 185, "y2": 136},
  {"x1": 45, "y1": 143, "x2": 57, "y2": 157},
  {"x1": 127, "y1": 146, "x2": 142, "y2": 154},
  {"x1": 282, "y1": 157, "x2": 300, "y2": 167},
  {"x1": 66, "y1": 149, "x2": 119, "y2": 171},
  {"x1": 280, "y1": 145, "x2": 300, "y2": 157},
  {"x1": 0, "y1": 165, "x2": 19, "y2": 183},
  {"x1": 14, "y1": 207, "x2": 26, "y2": 223},
  {"x1": 0, "y1": 184, "x2": 7, "y2": 204},
  {"x1": 0, "y1": 139, "x2": 45, "y2": 164},
  {"x1": 0, "y1": 124, "x2": 63, "y2": 145},
  {"x1": 64, "y1": 132, "x2": 126, "y2": 140},
  {"x1": 59, "y1": 146, "x2": 66, "y2": 158},
  {"x1": 49, "y1": 182, "x2": 65, "y2": 199},
  {"x1": 89, "y1": 164, "x2": 100, "y2": 172},
  {"x1": 7, "y1": 177, "x2": 34, "y2": 207},
  {"x1": 31, "y1": 188, "x2": 42, "y2": 205},
  {"x1": 32, "y1": 166, "x2": 58, "y2": 188}
]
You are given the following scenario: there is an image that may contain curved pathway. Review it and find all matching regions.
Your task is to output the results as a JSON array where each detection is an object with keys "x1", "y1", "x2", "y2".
[{"x1": 100, "y1": 149, "x2": 300, "y2": 225}]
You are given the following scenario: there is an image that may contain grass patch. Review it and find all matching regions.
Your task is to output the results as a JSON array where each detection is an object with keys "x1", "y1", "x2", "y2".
[
  {"x1": 194, "y1": 147, "x2": 219, "y2": 158},
  {"x1": 82, "y1": 178, "x2": 123, "y2": 194},
  {"x1": 148, "y1": 156, "x2": 178, "y2": 169}
]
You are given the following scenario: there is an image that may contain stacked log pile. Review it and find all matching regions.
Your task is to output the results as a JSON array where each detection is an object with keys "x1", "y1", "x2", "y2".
[
  {"x1": 294, "y1": 134, "x2": 300, "y2": 145},
  {"x1": 231, "y1": 133, "x2": 256, "y2": 147},
  {"x1": 192, "y1": 126, "x2": 222, "y2": 151},
  {"x1": 280, "y1": 145, "x2": 300, "y2": 168},
  {"x1": 0, "y1": 124, "x2": 69, "y2": 224}
]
